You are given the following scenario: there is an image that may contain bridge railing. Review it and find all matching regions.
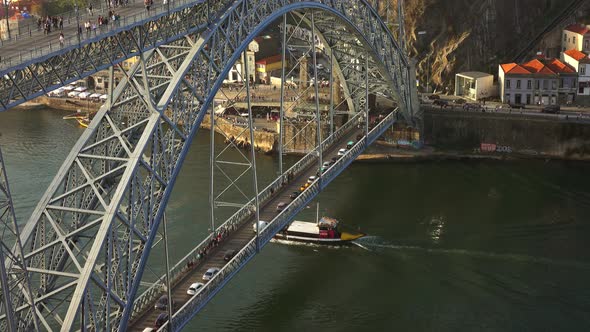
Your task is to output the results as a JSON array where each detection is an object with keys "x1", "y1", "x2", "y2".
[
  {"x1": 164, "y1": 112, "x2": 379, "y2": 330},
  {"x1": 0, "y1": 0, "x2": 231, "y2": 70},
  {"x1": 131, "y1": 112, "x2": 363, "y2": 322},
  {"x1": 367, "y1": 109, "x2": 397, "y2": 144},
  {"x1": 167, "y1": 179, "x2": 322, "y2": 331}
]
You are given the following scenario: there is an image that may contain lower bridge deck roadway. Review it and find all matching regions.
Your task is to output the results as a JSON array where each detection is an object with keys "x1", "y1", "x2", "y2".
[{"x1": 130, "y1": 126, "x2": 364, "y2": 331}]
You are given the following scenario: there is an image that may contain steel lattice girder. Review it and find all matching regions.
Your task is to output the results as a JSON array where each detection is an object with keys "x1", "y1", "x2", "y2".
[
  {"x1": 0, "y1": 0, "x2": 233, "y2": 112},
  {"x1": 3, "y1": 0, "x2": 414, "y2": 331},
  {"x1": 0, "y1": 149, "x2": 40, "y2": 332}
]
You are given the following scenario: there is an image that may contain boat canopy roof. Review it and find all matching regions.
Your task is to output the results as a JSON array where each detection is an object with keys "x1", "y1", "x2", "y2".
[
  {"x1": 318, "y1": 217, "x2": 339, "y2": 229},
  {"x1": 289, "y1": 221, "x2": 319, "y2": 234}
]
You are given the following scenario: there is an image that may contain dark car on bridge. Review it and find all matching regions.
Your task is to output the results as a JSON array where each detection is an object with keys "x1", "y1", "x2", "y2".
[
  {"x1": 224, "y1": 249, "x2": 238, "y2": 262},
  {"x1": 154, "y1": 295, "x2": 175, "y2": 311}
]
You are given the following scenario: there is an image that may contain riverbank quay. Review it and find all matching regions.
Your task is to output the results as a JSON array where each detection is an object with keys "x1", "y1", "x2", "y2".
[{"x1": 13, "y1": 96, "x2": 590, "y2": 161}]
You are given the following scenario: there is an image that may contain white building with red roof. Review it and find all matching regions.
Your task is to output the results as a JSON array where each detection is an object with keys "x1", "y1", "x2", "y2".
[
  {"x1": 562, "y1": 49, "x2": 590, "y2": 96},
  {"x1": 499, "y1": 58, "x2": 577, "y2": 105},
  {"x1": 562, "y1": 24, "x2": 590, "y2": 53}
]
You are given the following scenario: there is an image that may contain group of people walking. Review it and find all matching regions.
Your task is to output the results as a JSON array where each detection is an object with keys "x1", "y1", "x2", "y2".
[{"x1": 38, "y1": 16, "x2": 64, "y2": 35}]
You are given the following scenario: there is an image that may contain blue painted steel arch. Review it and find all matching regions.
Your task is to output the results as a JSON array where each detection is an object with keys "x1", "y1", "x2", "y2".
[{"x1": 118, "y1": 1, "x2": 411, "y2": 330}]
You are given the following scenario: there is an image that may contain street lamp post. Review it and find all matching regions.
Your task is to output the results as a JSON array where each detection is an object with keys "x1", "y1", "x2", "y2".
[
  {"x1": 417, "y1": 30, "x2": 429, "y2": 93},
  {"x1": 74, "y1": 3, "x2": 80, "y2": 44}
]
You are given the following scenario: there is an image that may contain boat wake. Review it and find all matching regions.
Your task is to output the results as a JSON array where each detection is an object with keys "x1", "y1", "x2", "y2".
[{"x1": 354, "y1": 236, "x2": 590, "y2": 269}]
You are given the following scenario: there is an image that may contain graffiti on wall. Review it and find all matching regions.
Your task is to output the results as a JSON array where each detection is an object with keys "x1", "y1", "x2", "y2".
[{"x1": 479, "y1": 143, "x2": 512, "y2": 153}]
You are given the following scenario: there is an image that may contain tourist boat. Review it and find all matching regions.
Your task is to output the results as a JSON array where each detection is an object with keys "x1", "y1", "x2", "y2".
[{"x1": 274, "y1": 216, "x2": 365, "y2": 245}]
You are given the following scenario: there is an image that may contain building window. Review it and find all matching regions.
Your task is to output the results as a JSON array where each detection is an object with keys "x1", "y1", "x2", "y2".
[
  {"x1": 560, "y1": 79, "x2": 564, "y2": 88},
  {"x1": 573, "y1": 79, "x2": 577, "y2": 88},
  {"x1": 585, "y1": 40, "x2": 589, "y2": 50},
  {"x1": 564, "y1": 33, "x2": 567, "y2": 41},
  {"x1": 505, "y1": 94, "x2": 510, "y2": 102},
  {"x1": 535, "y1": 80, "x2": 540, "y2": 89},
  {"x1": 505, "y1": 79, "x2": 511, "y2": 88},
  {"x1": 527, "y1": 80, "x2": 532, "y2": 89},
  {"x1": 516, "y1": 80, "x2": 521, "y2": 89},
  {"x1": 574, "y1": 36, "x2": 576, "y2": 44},
  {"x1": 582, "y1": 66, "x2": 586, "y2": 75},
  {"x1": 543, "y1": 80, "x2": 548, "y2": 89},
  {"x1": 552, "y1": 80, "x2": 557, "y2": 90}
]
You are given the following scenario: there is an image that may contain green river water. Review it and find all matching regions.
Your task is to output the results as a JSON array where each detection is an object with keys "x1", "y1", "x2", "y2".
[{"x1": 1, "y1": 108, "x2": 590, "y2": 331}]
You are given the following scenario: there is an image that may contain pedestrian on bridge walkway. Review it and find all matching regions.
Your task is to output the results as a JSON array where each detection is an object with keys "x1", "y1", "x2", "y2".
[
  {"x1": 87, "y1": 3, "x2": 94, "y2": 16},
  {"x1": 59, "y1": 33, "x2": 65, "y2": 48}
]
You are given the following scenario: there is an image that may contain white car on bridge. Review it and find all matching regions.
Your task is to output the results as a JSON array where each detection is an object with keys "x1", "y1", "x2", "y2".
[
  {"x1": 187, "y1": 282, "x2": 205, "y2": 295},
  {"x1": 253, "y1": 220, "x2": 268, "y2": 233}
]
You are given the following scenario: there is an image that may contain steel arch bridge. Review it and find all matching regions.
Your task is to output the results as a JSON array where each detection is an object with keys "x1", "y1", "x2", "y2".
[{"x1": 0, "y1": 0, "x2": 417, "y2": 331}]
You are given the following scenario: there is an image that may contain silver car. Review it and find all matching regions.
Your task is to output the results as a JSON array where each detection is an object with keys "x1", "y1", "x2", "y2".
[{"x1": 202, "y1": 267, "x2": 220, "y2": 281}]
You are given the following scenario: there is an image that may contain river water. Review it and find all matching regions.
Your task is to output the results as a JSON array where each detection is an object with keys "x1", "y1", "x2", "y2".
[{"x1": 1, "y1": 107, "x2": 590, "y2": 331}]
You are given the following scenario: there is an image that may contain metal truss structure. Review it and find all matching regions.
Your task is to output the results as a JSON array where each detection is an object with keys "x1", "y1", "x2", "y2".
[
  {"x1": 0, "y1": 0, "x2": 415, "y2": 331},
  {"x1": 0, "y1": 149, "x2": 39, "y2": 331},
  {"x1": 0, "y1": 0, "x2": 231, "y2": 111}
]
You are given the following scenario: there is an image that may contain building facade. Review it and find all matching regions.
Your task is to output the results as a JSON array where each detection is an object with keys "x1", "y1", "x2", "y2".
[
  {"x1": 454, "y1": 71, "x2": 494, "y2": 101},
  {"x1": 562, "y1": 49, "x2": 590, "y2": 96},
  {"x1": 562, "y1": 24, "x2": 590, "y2": 53},
  {"x1": 227, "y1": 40, "x2": 259, "y2": 83},
  {"x1": 499, "y1": 58, "x2": 577, "y2": 105}
]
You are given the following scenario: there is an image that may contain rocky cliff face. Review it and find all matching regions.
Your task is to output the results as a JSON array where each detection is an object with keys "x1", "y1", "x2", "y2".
[{"x1": 381, "y1": 0, "x2": 590, "y2": 93}]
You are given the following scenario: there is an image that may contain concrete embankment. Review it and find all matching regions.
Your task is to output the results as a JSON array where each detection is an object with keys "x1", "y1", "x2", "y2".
[
  {"x1": 18, "y1": 97, "x2": 590, "y2": 161},
  {"x1": 201, "y1": 116, "x2": 277, "y2": 153},
  {"x1": 423, "y1": 109, "x2": 590, "y2": 160}
]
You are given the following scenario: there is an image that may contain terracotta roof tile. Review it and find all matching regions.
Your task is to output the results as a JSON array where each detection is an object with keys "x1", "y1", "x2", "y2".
[
  {"x1": 522, "y1": 59, "x2": 555, "y2": 74},
  {"x1": 501, "y1": 58, "x2": 576, "y2": 75},
  {"x1": 564, "y1": 49, "x2": 588, "y2": 61},
  {"x1": 546, "y1": 58, "x2": 575, "y2": 73},
  {"x1": 257, "y1": 54, "x2": 282, "y2": 65},
  {"x1": 564, "y1": 24, "x2": 590, "y2": 35},
  {"x1": 501, "y1": 63, "x2": 530, "y2": 74}
]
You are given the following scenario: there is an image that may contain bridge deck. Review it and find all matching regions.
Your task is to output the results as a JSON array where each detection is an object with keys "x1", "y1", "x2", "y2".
[
  {"x1": 0, "y1": 1, "x2": 150, "y2": 68},
  {"x1": 129, "y1": 126, "x2": 362, "y2": 331}
]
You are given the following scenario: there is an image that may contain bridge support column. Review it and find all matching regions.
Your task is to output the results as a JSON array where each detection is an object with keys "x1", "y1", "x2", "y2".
[
  {"x1": 278, "y1": 13, "x2": 287, "y2": 176},
  {"x1": 329, "y1": 50, "x2": 334, "y2": 136},
  {"x1": 365, "y1": 54, "x2": 370, "y2": 144},
  {"x1": 163, "y1": 213, "x2": 173, "y2": 331},
  {"x1": 311, "y1": 11, "x2": 323, "y2": 180},
  {"x1": 244, "y1": 50, "x2": 261, "y2": 252},
  {"x1": 210, "y1": 101, "x2": 215, "y2": 235}
]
